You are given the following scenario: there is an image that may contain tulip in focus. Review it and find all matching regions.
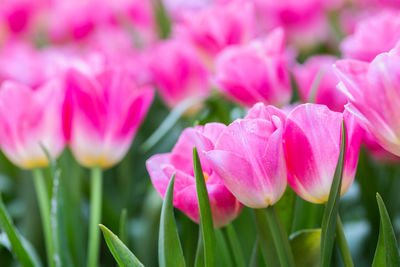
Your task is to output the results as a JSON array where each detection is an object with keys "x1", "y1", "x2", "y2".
[
  {"x1": 206, "y1": 106, "x2": 287, "y2": 208},
  {"x1": 335, "y1": 43, "x2": 400, "y2": 157},
  {"x1": 147, "y1": 39, "x2": 210, "y2": 108},
  {"x1": 0, "y1": 80, "x2": 66, "y2": 169},
  {"x1": 292, "y1": 55, "x2": 347, "y2": 112},
  {"x1": 64, "y1": 68, "x2": 154, "y2": 168},
  {"x1": 284, "y1": 104, "x2": 362, "y2": 203},
  {"x1": 215, "y1": 28, "x2": 291, "y2": 107},
  {"x1": 146, "y1": 123, "x2": 242, "y2": 227},
  {"x1": 340, "y1": 10, "x2": 400, "y2": 61}
]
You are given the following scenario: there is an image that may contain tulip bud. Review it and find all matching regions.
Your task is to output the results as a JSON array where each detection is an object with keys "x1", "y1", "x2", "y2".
[
  {"x1": 0, "y1": 80, "x2": 66, "y2": 169},
  {"x1": 335, "y1": 43, "x2": 400, "y2": 157},
  {"x1": 206, "y1": 111, "x2": 287, "y2": 208},
  {"x1": 215, "y1": 28, "x2": 291, "y2": 107},
  {"x1": 292, "y1": 55, "x2": 347, "y2": 112},
  {"x1": 146, "y1": 123, "x2": 242, "y2": 228},
  {"x1": 65, "y1": 68, "x2": 154, "y2": 169},
  {"x1": 340, "y1": 10, "x2": 400, "y2": 62},
  {"x1": 147, "y1": 39, "x2": 210, "y2": 108},
  {"x1": 283, "y1": 104, "x2": 362, "y2": 203}
]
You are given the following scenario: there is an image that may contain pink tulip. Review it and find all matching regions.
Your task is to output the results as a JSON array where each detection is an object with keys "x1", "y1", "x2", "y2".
[
  {"x1": 292, "y1": 55, "x2": 347, "y2": 112},
  {"x1": 363, "y1": 130, "x2": 400, "y2": 163},
  {"x1": 340, "y1": 10, "x2": 400, "y2": 61},
  {"x1": 0, "y1": 41, "x2": 46, "y2": 88},
  {"x1": 147, "y1": 39, "x2": 210, "y2": 108},
  {"x1": 205, "y1": 109, "x2": 287, "y2": 208},
  {"x1": 64, "y1": 68, "x2": 154, "y2": 168},
  {"x1": 253, "y1": 0, "x2": 333, "y2": 48},
  {"x1": 146, "y1": 123, "x2": 242, "y2": 227},
  {"x1": 214, "y1": 28, "x2": 291, "y2": 107},
  {"x1": 335, "y1": 43, "x2": 400, "y2": 157},
  {"x1": 0, "y1": 80, "x2": 65, "y2": 169},
  {"x1": 174, "y1": 1, "x2": 255, "y2": 59},
  {"x1": 284, "y1": 104, "x2": 362, "y2": 203}
]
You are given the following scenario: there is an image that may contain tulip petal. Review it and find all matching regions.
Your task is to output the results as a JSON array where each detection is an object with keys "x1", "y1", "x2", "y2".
[{"x1": 206, "y1": 150, "x2": 268, "y2": 208}]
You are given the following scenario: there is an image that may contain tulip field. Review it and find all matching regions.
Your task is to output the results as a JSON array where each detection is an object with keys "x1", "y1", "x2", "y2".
[{"x1": 1, "y1": 0, "x2": 400, "y2": 267}]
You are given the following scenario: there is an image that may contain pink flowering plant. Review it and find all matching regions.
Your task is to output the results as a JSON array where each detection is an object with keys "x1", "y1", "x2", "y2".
[{"x1": 0, "y1": 1, "x2": 400, "y2": 267}]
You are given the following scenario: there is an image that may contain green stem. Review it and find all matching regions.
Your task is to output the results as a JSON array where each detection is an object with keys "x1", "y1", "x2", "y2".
[
  {"x1": 265, "y1": 206, "x2": 295, "y2": 267},
  {"x1": 222, "y1": 225, "x2": 245, "y2": 267},
  {"x1": 336, "y1": 216, "x2": 354, "y2": 267},
  {"x1": 32, "y1": 168, "x2": 54, "y2": 267},
  {"x1": 87, "y1": 167, "x2": 103, "y2": 267}
]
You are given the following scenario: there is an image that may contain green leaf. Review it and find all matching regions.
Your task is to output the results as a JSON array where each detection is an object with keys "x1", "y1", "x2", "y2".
[
  {"x1": 290, "y1": 229, "x2": 321, "y2": 267},
  {"x1": 194, "y1": 229, "x2": 204, "y2": 267},
  {"x1": 372, "y1": 193, "x2": 400, "y2": 267},
  {"x1": 42, "y1": 145, "x2": 73, "y2": 267},
  {"x1": 215, "y1": 229, "x2": 234, "y2": 267},
  {"x1": 320, "y1": 120, "x2": 346, "y2": 267},
  {"x1": 99, "y1": 224, "x2": 144, "y2": 267},
  {"x1": 253, "y1": 209, "x2": 279, "y2": 267},
  {"x1": 193, "y1": 147, "x2": 216, "y2": 267},
  {"x1": 0, "y1": 194, "x2": 41, "y2": 267},
  {"x1": 222, "y1": 224, "x2": 246, "y2": 267},
  {"x1": 158, "y1": 174, "x2": 185, "y2": 267}
]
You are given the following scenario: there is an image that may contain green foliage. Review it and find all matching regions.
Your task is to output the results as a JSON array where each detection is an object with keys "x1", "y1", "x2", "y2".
[
  {"x1": 320, "y1": 120, "x2": 346, "y2": 267},
  {"x1": 193, "y1": 147, "x2": 216, "y2": 267},
  {"x1": 158, "y1": 174, "x2": 185, "y2": 267}
]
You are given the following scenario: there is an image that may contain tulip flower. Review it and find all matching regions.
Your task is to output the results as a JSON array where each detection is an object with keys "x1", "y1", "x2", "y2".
[
  {"x1": 64, "y1": 68, "x2": 154, "y2": 169},
  {"x1": 205, "y1": 111, "x2": 287, "y2": 208},
  {"x1": 283, "y1": 104, "x2": 362, "y2": 203},
  {"x1": 146, "y1": 123, "x2": 242, "y2": 227},
  {"x1": 363, "y1": 130, "x2": 400, "y2": 163},
  {"x1": 174, "y1": 1, "x2": 255, "y2": 60},
  {"x1": 335, "y1": 43, "x2": 400, "y2": 157},
  {"x1": 0, "y1": 80, "x2": 65, "y2": 169},
  {"x1": 253, "y1": 0, "x2": 333, "y2": 48},
  {"x1": 147, "y1": 39, "x2": 210, "y2": 108},
  {"x1": 340, "y1": 10, "x2": 400, "y2": 61},
  {"x1": 215, "y1": 28, "x2": 291, "y2": 107},
  {"x1": 292, "y1": 55, "x2": 347, "y2": 112}
]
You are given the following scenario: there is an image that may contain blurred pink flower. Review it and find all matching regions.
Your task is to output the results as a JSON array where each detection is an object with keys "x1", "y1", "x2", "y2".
[
  {"x1": 0, "y1": 40, "x2": 46, "y2": 87},
  {"x1": 253, "y1": 0, "x2": 333, "y2": 47},
  {"x1": 146, "y1": 123, "x2": 242, "y2": 227},
  {"x1": 284, "y1": 104, "x2": 362, "y2": 203},
  {"x1": 340, "y1": 9, "x2": 400, "y2": 61},
  {"x1": 0, "y1": 0, "x2": 45, "y2": 34},
  {"x1": 206, "y1": 109, "x2": 287, "y2": 208},
  {"x1": 0, "y1": 79, "x2": 65, "y2": 169},
  {"x1": 215, "y1": 28, "x2": 291, "y2": 107},
  {"x1": 335, "y1": 42, "x2": 400, "y2": 157},
  {"x1": 363, "y1": 129, "x2": 400, "y2": 163},
  {"x1": 174, "y1": 1, "x2": 255, "y2": 59},
  {"x1": 45, "y1": 0, "x2": 109, "y2": 42},
  {"x1": 64, "y1": 68, "x2": 154, "y2": 168},
  {"x1": 147, "y1": 39, "x2": 210, "y2": 108},
  {"x1": 292, "y1": 55, "x2": 347, "y2": 112}
]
